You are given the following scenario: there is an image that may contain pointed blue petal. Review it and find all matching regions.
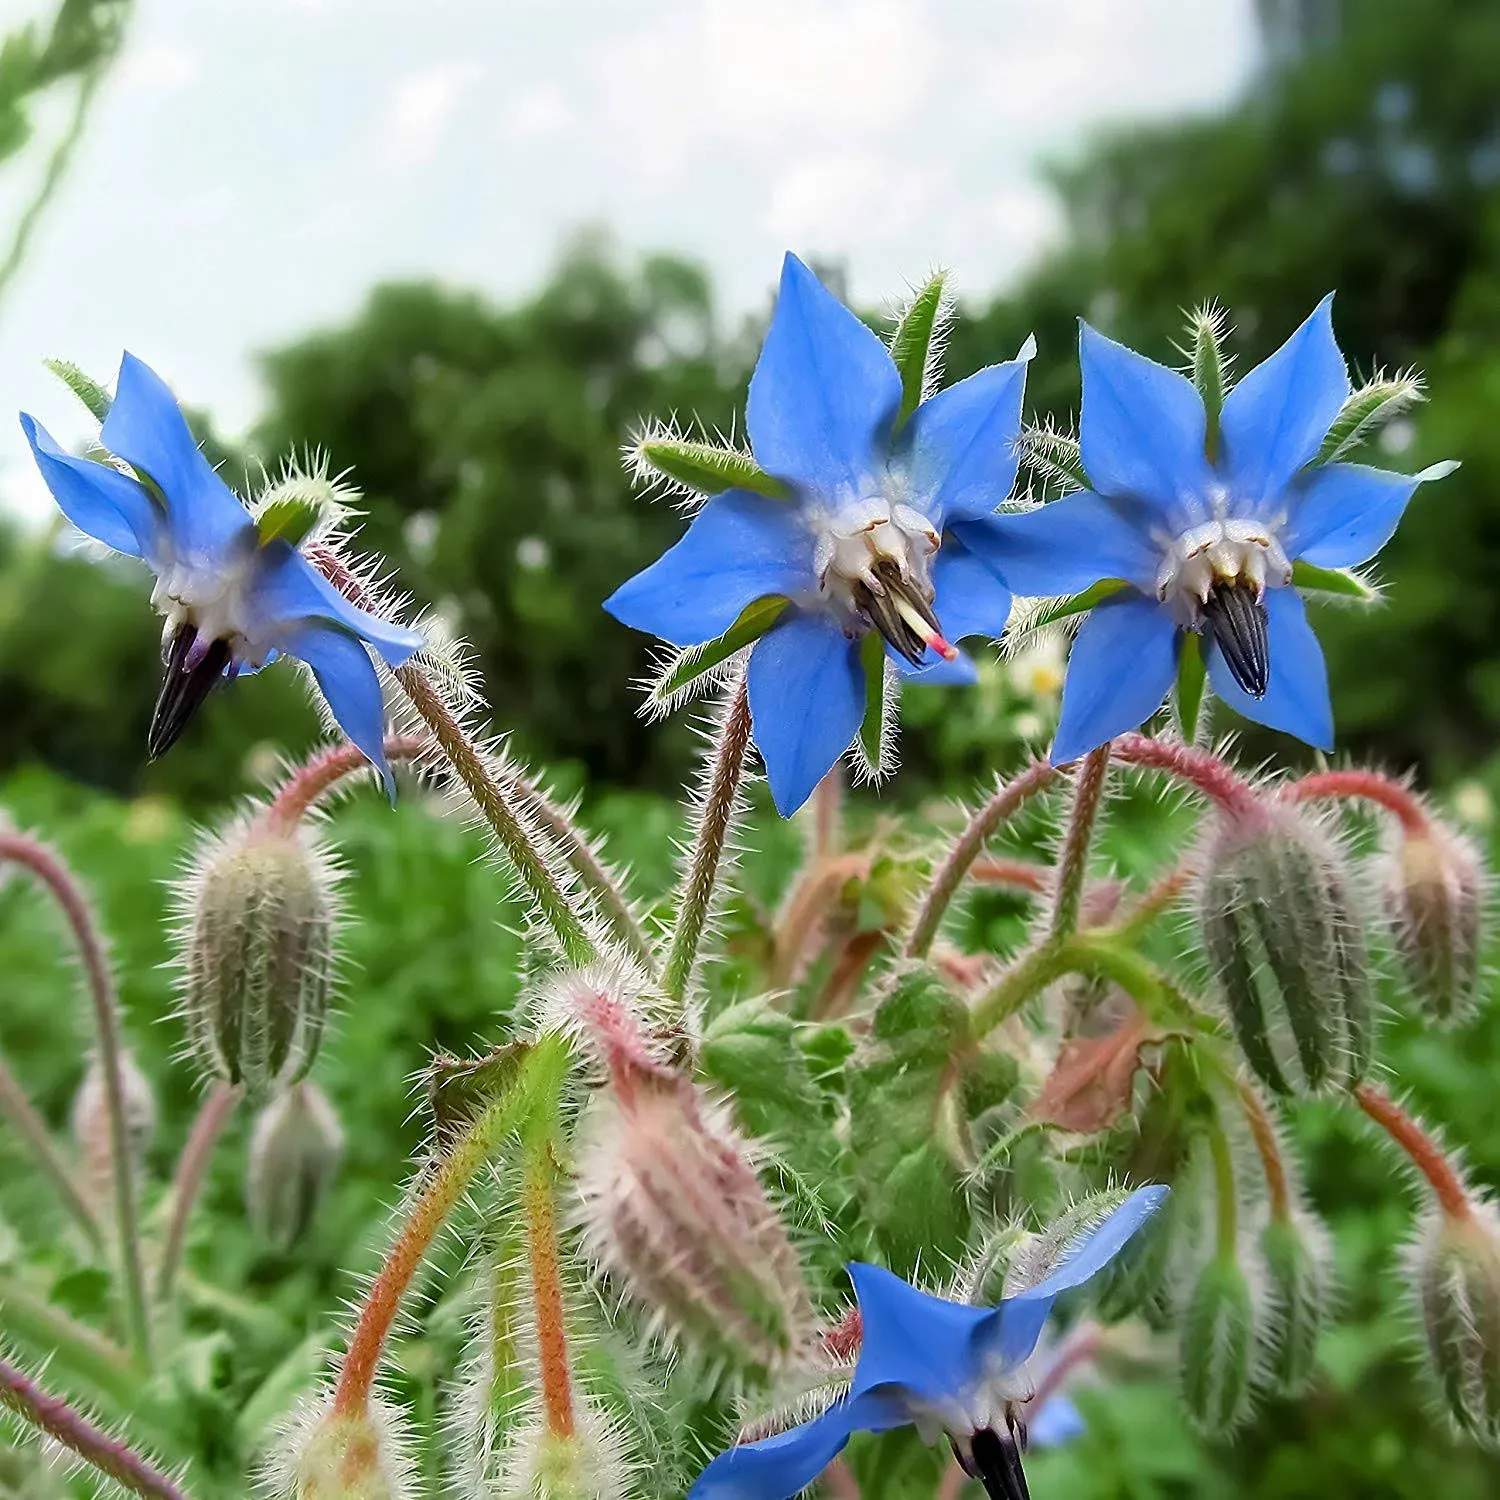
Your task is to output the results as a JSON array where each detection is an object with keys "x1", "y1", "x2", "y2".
[
  {"x1": 746, "y1": 610, "x2": 864, "y2": 817},
  {"x1": 955, "y1": 492, "x2": 1159, "y2": 598},
  {"x1": 249, "y1": 543, "x2": 424, "y2": 667},
  {"x1": 846, "y1": 1262, "x2": 993, "y2": 1405},
  {"x1": 901, "y1": 355, "x2": 1029, "y2": 526},
  {"x1": 1283, "y1": 460, "x2": 1425, "y2": 568},
  {"x1": 100, "y1": 352, "x2": 253, "y2": 559},
  {"x1": 688, "y1": 1390, "x2": 908, "y2": 1500},
  {"x1": 989, "y1": 1186, "x2": 1168, "y2": 1369},
  {"x1": 21, "y1": 414, "x2": 162, "y2": 561},
  {"x1": 1209, "y1": 587, "x2": 1333, "y2": 750},
  {"x1": 1220, "y1": 296, "x2": 1348, "y2": 505},
  {"x1": 1027, "y1": 1393, "x2": 1086, "y2": 1449},
  {"x1": 1078, "y1": 324, "x2": 1212, "y2": 512},
  {"x1": 896, "y1": 646, "x2": 978, "y2": 685},
  {"x1": 746, "y1": 254, "x2": 901, "y2": 497},
  {"x1": 1050, "y1": 594, "x2": 1178, "y2": 765},
  {"x1": 605, "y1": 490, "x2": 814, "y2": 647},
  {"x1": 283, "y1": 625, "x2": 397, "y2": 800}
]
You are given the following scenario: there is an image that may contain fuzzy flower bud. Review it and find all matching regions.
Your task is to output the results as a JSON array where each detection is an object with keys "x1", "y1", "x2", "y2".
[
  {"x1": 576, "y1": 1051, "x2": 815, "y2": 1372},
  {"x1": 1179, "y1": 1253, "x2": 1257, "y2": 1435},
  {"x1": 1414, "y1": 1205, "x2": 1500, "y2": 1447},
  {"x1": 69, "y1": 1051, "x2": 155, "y2": 1202},
  {"x1": 177, "y1": 814, "x2": 340, "y2": 1099},
  {"x1": 247, "y1": 1081, "x2": 344, "y2": 1251},
  {"x1": 1198, "y1": 805, "x2": 1371, "y2": 1095},
  {"x1": 1381, "y1": 819, "x2": 1486, "y2": 1025},
  {"x1": 268, "y1": 1394, "x2": 415, "y2": 1500},
  {"x1": 1257, "y1": 1212, "x2": 1331, "y2": 1396}
]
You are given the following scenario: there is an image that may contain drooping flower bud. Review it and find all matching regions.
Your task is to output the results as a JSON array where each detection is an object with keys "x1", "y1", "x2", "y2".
[
  {"x1": 247, "y1": 1081, "x2": 345, "y2": 1251},
  {"x1": 1179, "y1": 1253, "x2": 1257, "y2": 1435},
  {"x1": 69, "y1": 1051, "x2": 155, "y2": 1203},
  {"x1": 575, "y1": 1052, "x2": 815, "y2": 1373},
  {"x1": 1414, "y1": 1205, "x2": 1500, "y2": 1447},
  {"x1": 1256, "y1": 1211, "x2": 1331, "y2": 1396},
  {"x1": 176, "y1": 814, "x2": 341, "y2": 1099},
  {"x1": 1381, "y1": 819, "x2": 1486, "y2": 1025},
  {"x1": 267, "y1": 1393, "x2": 415, "y2": 1500},
  {"x1": 1198, "y1": 805, "x2": 1372, "y2": 1095}
]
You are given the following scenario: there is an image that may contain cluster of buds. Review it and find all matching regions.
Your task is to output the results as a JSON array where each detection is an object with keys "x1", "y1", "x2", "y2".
[{"x1": 175, "y1": 812, "x2": 341, "y2": 1099}]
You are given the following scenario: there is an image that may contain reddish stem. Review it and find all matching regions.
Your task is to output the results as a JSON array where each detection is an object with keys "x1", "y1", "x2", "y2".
[
  {"x1": 1284, "y1": 769, "x2": 1429, "y2": 834},
  {"x1": 524, "y1": 1143, "x2": 576, "y2": 1438},
  {"x1": 1236, "y1": 1080, "x2": 1290, "y2": 1219},
  {"x1": 1354, "y1": 1084, "x2": 1470, "y2": 1220},
  {"x1": 156, "y1": 1083, "x2": 241, "y2": 1299},
  {"x1": 821, "y1": 1305, "x2": 863, "y2": 1366},
  {"x1": 264, "y1": 736, "x2": 430, "y2": 831},
  {"x1": 969, "y1": 858, "x2": 1051, "y2": 895},
  {"x1": 1110, "y1": 734, "x2": 1260, "y2": 818},
  {"x1": 0, "y1": 1355, "x2": 187, "y2": 1500}
]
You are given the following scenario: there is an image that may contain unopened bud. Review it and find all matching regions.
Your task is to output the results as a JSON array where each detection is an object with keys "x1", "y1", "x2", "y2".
[
  {"x1": 268, "y1": 1395, "x2": 415, "y2": 1500},
  {"x1": 478, "y1": 1420, "x2": 631, "y2": 1500},
  {"x1": 1415, "y1": 1206, "x2": 1500, "y2": 1447},
  {"x1": 178, "y1": 815, "x2": 340, "y2": 1099},
  {"x1": 1382, "y1": 820, "x2": 1486, "y2": 1025},
  {"x1": 1198, "y1": 806, "x2": 1371, "y2": 1095},
  {"x1": 576, "y1": 1055, "x2": 815, "y2": 1372},
  {"x1": 248, "y1": 1082, "x2": 344, "y2": 1251},
  {"x1": 1180, "y1": 1254, "x2": 1257, "y2": 1434},
  {"x1": 1257, "y1": 1212, "x2": 1331, "y2": 1395},
  {"x1": 70, "y1": 1052, "x2": 155, "y2": 1202}
]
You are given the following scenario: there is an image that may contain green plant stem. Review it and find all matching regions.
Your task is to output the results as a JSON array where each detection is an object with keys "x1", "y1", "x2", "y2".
[
  {"x1": 0, "y1": 835, "x2": 151, "y2": 1365},
  {"x1": 0, "y1": 1049, "x2": 102, "y2": 1251},
  {"x1": 0, "y1": 1353, "x2": 187, "y2": 1500},
  {"x1": 1050, "y1": 744, "x2": 1111, "y2": 939},
  {"x1": 1235, "y1": 1078, "x2": 1291, "y2": 1219},
  {"x1": 1205, "y1": 1110, "x2": 1239, "y2": 1255},
  {"x1": 331, "y1": 1036, "x2": 567, "y2": 1417},
  {"x1": 662, "y1": 677, "x2": 752, "y2": 1005},
  {"x1": 155, "y1": 1083, "x2": 241, "y2": 1302},
  {"x1": 905, "y1": 759, "x2": 1058, "y2": 959}
]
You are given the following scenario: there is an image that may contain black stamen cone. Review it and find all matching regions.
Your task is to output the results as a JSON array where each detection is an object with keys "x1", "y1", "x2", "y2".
[
  {"x1": 854, "y1": 559, "x2": 939, "y2": 667},
  {"x1": 969, "y1": 1426, "x2": 1031, "y2": 1500},
  {"x1": 149, "y1": 624, "x2": 231, "y2": 760},
  {"x1": 1203, "y1": 579, "x2": 1270, "y2": 698}
]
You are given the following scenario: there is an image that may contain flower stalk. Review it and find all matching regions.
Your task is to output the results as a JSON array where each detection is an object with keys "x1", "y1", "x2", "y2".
[
  {"x1": 0, "y1": 1048, "x2": 102, "y2": 1251},
  {"x1": 522, "y1": 1134, "x2": 575, "y2": 1439},
  {"x1": 1050, "y1": 744, "x2": 1111, "y2": 939},
  {"x1": 1110, "y1": 734, "x2": 1260, "y2": 819},
  {"x1": 0, "y1": 834, "x2": 151, "y2": 1364},
  {"x1": 1284, "y1": 768, "x2": 1428, "y2": 833},
  {"x1": 1354, "y1": 1083, "x2": 1471, "y2": 1221},
  {"x1": 263, "y1": 735, "x2": 430, "y2": 833},
  {"x1": 156, "y1": 1083, "x2": 242, "y2": 1301}
]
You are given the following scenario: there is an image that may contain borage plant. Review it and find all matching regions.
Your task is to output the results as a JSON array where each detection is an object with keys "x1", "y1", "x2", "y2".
[{"x1": 0, "y1": 261, "x2": 1490, "y2": 1500}]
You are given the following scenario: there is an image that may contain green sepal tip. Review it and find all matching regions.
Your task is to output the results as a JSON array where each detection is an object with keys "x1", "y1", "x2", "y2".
[
  {"x1": 1290, "y1": 559, "x2": 1378, "y2": 602},
  {"x1": 889, "y1": 271, "x2": 949, "y2": 429},
  {"x1": 653, "y1": 596, "x2": 790, "y2": 705},
  {"x1": 44, "y1": 358, "x2": 112, "y2": 423},
  {"x1": 634, "y1": 436, "x2": 790, "y2": 500}
]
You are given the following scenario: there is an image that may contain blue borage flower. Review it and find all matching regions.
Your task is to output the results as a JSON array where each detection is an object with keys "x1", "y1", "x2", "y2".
[
  {"x1": 606, "y1": 254, "x2": 1029, "y2": 816},
  {"x1": 690, "y1": 1184, "x2": 1166, "y2": 1500},
  {"x1": 21, "y1": 353, "x2": 423, "y2": 794},
  {"x1": 964, "y1": 300, "x2": 1456, "y2": 765}
]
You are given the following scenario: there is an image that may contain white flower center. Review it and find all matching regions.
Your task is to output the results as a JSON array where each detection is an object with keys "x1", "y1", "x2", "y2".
[
  {"x1": 151, "y1": 549, "x2": 274, "y2": 669},
  {"x1": 1153, "y1": 513, "x2": 1292, "y2": 627},
  {"x1": 808, "y1": 496, "x2": 955, "y2": 663}
]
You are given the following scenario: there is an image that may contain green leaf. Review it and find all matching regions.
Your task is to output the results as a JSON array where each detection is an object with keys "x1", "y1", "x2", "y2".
[
  {"x1": 255, "y1": 494, "x2": 324, "y2": 548},
  {"x1": 858, "y1": 629, "x2": 888, "y2": 772},
  {"x1": 44, "y1": 358, "x2": 111, "y2": 422},
  {"x1": 1313, "y1": 373, "x2": 1424, "y2": 465},
  {"x1": 889, "y1": 271, "x2": 948, "y2": 427},
  {"x1": 634, "y1": 436, "x2": 789, "y2": 500},
  {"x1": 1175, "y1": 631, "x2": 1207, "y2": 741},
  {"x1": 652, "y1": 596, "x2": 790, "y2": 705},
  {"x1": 1188, "y1": 304, "x2": 1229, "y2": 462},
  {"x1": 1290, "y1": 560, "x2": 1378, "y2": 601},
  {"x1": 1027, "y1": 578, "x2": 1130, "y2": 630}
]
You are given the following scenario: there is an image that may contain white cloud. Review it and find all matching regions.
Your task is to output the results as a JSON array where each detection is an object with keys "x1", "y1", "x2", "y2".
[
  {"x1": 499, "y1": 81, "x2": 576, "y2": 144},
  {"x1": 375, "y1": 61, "x2": 484, "y2": 170},
  {"x1": 115, "y1": 42, "x2": 199, "y2": 95}
]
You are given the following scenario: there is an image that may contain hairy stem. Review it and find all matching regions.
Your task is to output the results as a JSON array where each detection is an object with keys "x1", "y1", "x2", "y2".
[
  {"x1": 968, "y1": 858, "x2": 1051, "y2": 895},
  {"x1": 1284, "y1": 769, "x2": 1429, "y2": 833},
  {"x1": 1236, "y1": 1079, "x2": 1290, "y2": 1219},
  {"x1": 1111, "y1": 733, "x2": 1260, "y2": 819},
  {"x1": 1354, "y1": 1083, "x2": 1470, "y2": 1220},
  {"x1": 332, "y1": 1038, "x2": 564, "y2": 1416},
  {"x1": 1051, "y1": 744, "x2": 1112, "y2": 939},
  {"x1": 309, "y1": 547, "x2": 595, "y2": 966},
  {"x1": 0, "y1": 835, "x2": 150, "y2": 1364},
  {"x1": 0, "y1": 1354, "x2": 187, "y2": 1500},
  {"x1": 1206, "y1": 1110, "x2": 1239, "y2": 1255},
  {"x1": 813, "y1": 767, "x2": 844, "y2": 859},
  {"x1": 523, "y1": 1138, "x2": 575, "y2": 1438},
  {"x1": 905, "y1": 760, "x2": 1058, "y2": 959},
  {"x1": 156, "y1": 1084, "x2": 241, "y2": 1301},
  {"x1": 263, "y1": 736, "x2": 429, "y2": 832},
  {"x1": 663, "y1": 678, "x2": 752, "y2": 1005},
  {"x1": 0, "y1": 1049, "x2": 102, "y2": 1250}
]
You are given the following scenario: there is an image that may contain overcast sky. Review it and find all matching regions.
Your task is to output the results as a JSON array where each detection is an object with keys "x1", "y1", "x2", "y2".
[{"x1": 0, "y1": 0, "x2": 1259, "y2": 518}]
